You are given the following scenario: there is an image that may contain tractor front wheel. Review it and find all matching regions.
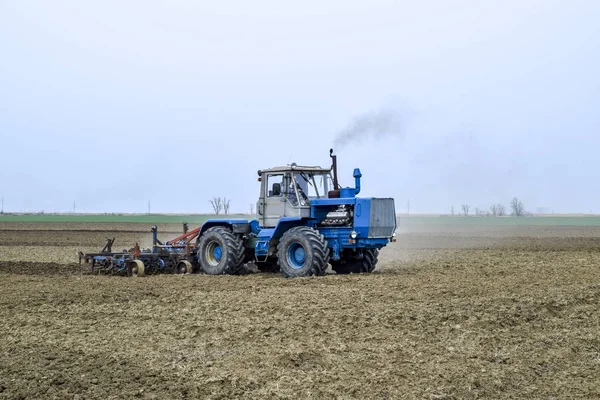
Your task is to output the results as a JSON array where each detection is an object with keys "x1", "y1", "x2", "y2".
[
  {"x1": 197, "y1": 227, "x2": 245, "y2": 275},
  {"x1": 277, "y1": 227, "x2": 329, "y2": 278}
]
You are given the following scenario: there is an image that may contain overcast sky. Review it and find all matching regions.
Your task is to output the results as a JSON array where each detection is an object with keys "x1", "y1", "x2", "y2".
[{"x1": 1, "y1": 0, "x2": 599, "y2": 214}]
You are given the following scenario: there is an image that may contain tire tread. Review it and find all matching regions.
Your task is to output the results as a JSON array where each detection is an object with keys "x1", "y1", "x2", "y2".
[
  {"x1": 197, "y1": 226, "x2": 245, "y2": 275},
  {"x1": 277, "y1": 226, "x2": 329, "y2": 278}
]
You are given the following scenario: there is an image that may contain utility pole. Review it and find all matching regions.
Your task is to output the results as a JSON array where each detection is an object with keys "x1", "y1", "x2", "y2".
[
  {"x1": 407, "y1": 199, "x2": 410, "y2": 215},
  {"x1": 73, "y1": 201, "x2": 76, "y2": 213},
  {"x1": 1, "y1": 196, "x2": 3, "y2": 214},
  {"x1": 148, "y1": 200, "x2": 151, "y2": 214}
]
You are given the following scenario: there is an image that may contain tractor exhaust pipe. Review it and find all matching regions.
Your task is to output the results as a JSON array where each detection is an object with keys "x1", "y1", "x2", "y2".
[{"x1": 330, "y1": 148, "x2": 339, "y2": 189}]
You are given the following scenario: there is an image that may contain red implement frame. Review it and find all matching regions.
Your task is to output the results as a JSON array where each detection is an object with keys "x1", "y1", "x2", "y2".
[{"x1": 164, "y1": 227, "x2": 200, "y2": 246}]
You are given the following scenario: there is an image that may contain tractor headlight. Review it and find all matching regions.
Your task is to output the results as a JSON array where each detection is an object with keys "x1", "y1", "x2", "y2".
[
  {"x1": 350, "y1": 231, "x2": 357, "y2": 239},
  {"x1": 392, "y1": 230, "x2": 397, "y2": 237}
]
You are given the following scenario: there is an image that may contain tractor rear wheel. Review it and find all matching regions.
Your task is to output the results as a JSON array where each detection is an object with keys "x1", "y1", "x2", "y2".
[
  {"x1": 277, "y1": 226, "x2": 329, "y2": 278},
  {"x1": 197, "y1": 226, "x2": 245, "y2": 275},
  {"x1": 331, "y1": 249, "x2": 379, "y2": 274}
]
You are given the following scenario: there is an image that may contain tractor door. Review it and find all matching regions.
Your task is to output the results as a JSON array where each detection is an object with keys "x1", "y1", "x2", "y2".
[
  {"x1": 260, "y1": 172, "x2": 307, "y2": 227},
  {"x1": 260, "y1": 173, "x2": 286, "y2": 227}
]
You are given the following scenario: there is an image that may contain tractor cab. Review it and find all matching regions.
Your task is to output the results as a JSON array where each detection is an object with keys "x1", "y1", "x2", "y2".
[{"x1": 256, "y1": 164, "x2": 335, "y2": 228}]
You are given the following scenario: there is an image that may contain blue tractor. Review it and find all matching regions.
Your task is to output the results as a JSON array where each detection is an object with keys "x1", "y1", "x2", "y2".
[{"x1": 195, "y1": 149, "x2": 397, "y2": 277}]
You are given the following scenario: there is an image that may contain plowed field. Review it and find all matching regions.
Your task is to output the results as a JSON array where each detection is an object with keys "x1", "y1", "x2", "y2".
[{"x1": 1, "y1": 221, "x2": 599, "y2": 399}]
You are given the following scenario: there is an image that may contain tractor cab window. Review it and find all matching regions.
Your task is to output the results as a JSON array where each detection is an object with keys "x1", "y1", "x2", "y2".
[
  {"x1": 267, "y1": 174, "x2": 283, "y2": 197},
  {"x1": 285, "y1": 173, "x2": 308, "y2": 206},
  {"x1": 312, "y1": 173, "x2": 333, "y2": 198},
  {"x1": 294, "y1": 172, "x2": 333, "y2": 199}
]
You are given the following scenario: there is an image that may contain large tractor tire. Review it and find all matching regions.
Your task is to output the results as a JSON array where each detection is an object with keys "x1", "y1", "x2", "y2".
[
  {"x1": 277, "y1": 226, "x2": 329, "y2": 278},
  {"x1": 197, "y1": 226, "x2": 245, "y2": 275},
  {"x1": 128, "y1": 260, "x2": 145, "y2": 277},
  {"x1": 331, "y1": 249, "x2": 379, "y2": 275}
]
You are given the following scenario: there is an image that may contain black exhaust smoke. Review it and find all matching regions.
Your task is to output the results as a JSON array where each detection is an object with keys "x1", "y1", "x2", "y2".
[{"x1": 333, "y1": 108, "x2": 407, "y2": 149}]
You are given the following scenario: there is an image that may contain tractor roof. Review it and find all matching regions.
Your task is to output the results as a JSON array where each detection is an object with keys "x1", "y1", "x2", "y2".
[{"x1": 258, "y1": 164, "x2": 332, "y2": 175}]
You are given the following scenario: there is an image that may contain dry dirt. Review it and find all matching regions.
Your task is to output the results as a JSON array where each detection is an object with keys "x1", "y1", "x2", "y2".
[{"x1": 0, "y1": 222, "x2": 599, "y2": 399}]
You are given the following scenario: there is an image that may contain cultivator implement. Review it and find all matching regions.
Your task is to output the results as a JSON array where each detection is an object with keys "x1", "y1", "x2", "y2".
[{"x1": 79, "y1": 224, "x2": 199, "y2": 277}]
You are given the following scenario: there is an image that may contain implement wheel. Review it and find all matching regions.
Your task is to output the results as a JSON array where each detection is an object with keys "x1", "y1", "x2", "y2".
[
  {"x1": 276, "y1": 226, "x2": 329, "y2": 278},
  {"x1": 128, "y1": 260, "x2": 145, "y2": 277},
  {"x1": 331, "y1": 249, "x2": 379, "y2": 274},
  {"x1": 177, "y1": 260, "x2": 192, "y2": 274},
  {"x1": 197, "y1": 227, "x2": 245, "y2": 275}
]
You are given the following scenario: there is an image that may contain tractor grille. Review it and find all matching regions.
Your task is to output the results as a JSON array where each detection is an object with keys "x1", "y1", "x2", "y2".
[{"x1": 368, "y1": 198, "x2": 396, "y2": 237}]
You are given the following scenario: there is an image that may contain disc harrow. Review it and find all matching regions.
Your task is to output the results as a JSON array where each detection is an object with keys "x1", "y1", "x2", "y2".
[{"x1": 79, "y1": 224, "x2": 199, "y2": 276}]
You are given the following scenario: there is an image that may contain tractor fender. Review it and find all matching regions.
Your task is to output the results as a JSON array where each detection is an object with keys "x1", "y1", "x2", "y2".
[
  {"x1": 261, "y1": 217, "x2": 306, "y2": 243},
  {"x1": 198, "y1": 219, "x2": 251, "y2": 236}
]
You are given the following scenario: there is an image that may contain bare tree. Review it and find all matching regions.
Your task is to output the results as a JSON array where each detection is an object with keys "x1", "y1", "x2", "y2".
[
  {"x1": 461, "y1": 204, "x2": 470, "y2": 216},
  {"x1": 223, "y1": 198, "x2": 231, "y2": 214},
  {"x1": 498, "y1": 204, "x2": 506, "y2": 216},
  {"x1": 510, "y1": 197, "x2": 525, "y2": 216},
  {"x1": 209, "y1": 197, "x2": 223, "y2": 215},
  {"x1": 490, "y1": 204, "x2": 506, "y2": 216}
]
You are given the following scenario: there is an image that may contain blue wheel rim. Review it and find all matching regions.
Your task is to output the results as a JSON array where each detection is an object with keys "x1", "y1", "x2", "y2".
[
  {"x1": 213, "y1": 245, "x2": 222, "y2": 260},
  {"x1": 206, "y1": 241, "x2": 223, "y2": 266},
  {"x1": 287, "y1": 242, "x2": 306, "y2": 269}
]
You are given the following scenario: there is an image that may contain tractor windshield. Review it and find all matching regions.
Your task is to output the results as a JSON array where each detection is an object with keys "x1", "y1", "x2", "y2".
[{"x1": 294, "y1": 172, "x2": 333, "y2": 199}]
